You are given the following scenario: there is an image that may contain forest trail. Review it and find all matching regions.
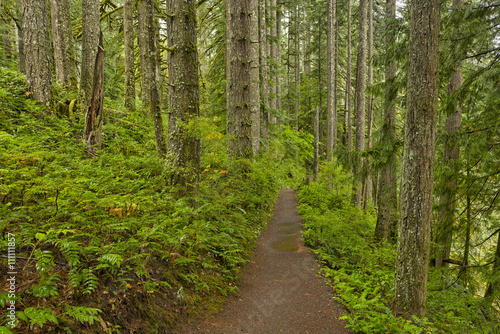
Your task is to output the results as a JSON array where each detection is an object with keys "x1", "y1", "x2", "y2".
[{"x1": 174, "y1": 189, "x2": 351, "y2": 333}]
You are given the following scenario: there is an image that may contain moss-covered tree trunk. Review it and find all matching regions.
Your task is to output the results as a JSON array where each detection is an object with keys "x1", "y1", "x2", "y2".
[
  {"x1": 15, "y1": 0, "x2": 25, "y2": 73},
  {"x1": 346, "y1": 0, "x2": 353, "y2": 169},
  {"x1": 364, "y1": 0, "x2": 374, "y2": 208},
  {"x1": 81, "y1": 0, "x2": 100, "y2": 113},
  {"x1": 226, "y1": 0, "x2": 256, "y2": 164},
  {"x1": 137, "y1": 0, "x2": 150, "y2": 112},
  {"x1": 141, "y1": 0, "x2": 166, "y2": 158},
  {"x1": 250, "y1": 0, "x2": 260, "y2": 155},
  {"x1": 326, "y1": 0, "x2": 337, "y2": 160},
  {"x1": 123, "y1": 0, "x2": 136, "y2": 113},
  {"x1": 259, "y1": 0, "x2": 269, "y2": 141},
  {"x1": 375, "y1": 0, "x2": 398, "y2": 242},
  {"x1": 22, "y1": 0, "x2": 52, "y2": 105},
  {"x1": 394, "y1": 0, "x2": 440, "y2": 318},
  {"x1": 50, "y1": 0, "x2": 76, "y2": 89},
  {"x1": 166, "y1": 0, "x2": 200, "y2": 192},
  {"x1": 85, "y1": 32, "x2": 104, "y2": 153},
  {"x1": 353, "y1": 0, "x2": 368, "y2": 207}
]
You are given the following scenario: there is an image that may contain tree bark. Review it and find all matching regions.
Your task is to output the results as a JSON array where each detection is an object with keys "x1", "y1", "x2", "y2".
[
  {"x1": 81, "y1": 0, "x2": 100, "y2": 113},
  {"x1": 85, "y1": 32, "x2": 104, "y2": 153},
  {"x1": 294, "y1": 4, "x2": 300, "y2": 134},
  {"x1": 226, "y1": 0, "x2": 256, "y2": 162},
  {"x1": 326, "y1": 0, "x2": 336, "y2": 160},
  {"x1": 137, "y1": 0, "x2": 150, "y2": 112},
  {"x1": 394, "y1": 0, "x2": 440, "y2": 318},
  {"x1": 22, "y1": 0, "x2": 53, "y2": 105},
  {"x1": 375, "y1": 0, "x2": 398, "y2": 242},
  {"x1": 364, "y1": 0, "x2": 374, "y2": 209},
  {"x1": 50, "y1": 0, "x2": 76, "y2": 89},
  {"x1": 250, "y1": 0, "x2": 260, "y2": 154},
  {"x1": 15, "y1": 0, "x2": 25, "y2": 73},
  {"x1": 314, "y1": 106, "x2": 319, "y2": 181},
  {"x1": 353, "y1": 0, "x2": 368, "y2": 207},
  {"x1": 346, "y1": 0, "x2": 353, "y2": 169},
  {"x1": 143, "y1": 0, "x2": 166, "y2": 158},
  {"x1": 166, "y1": 0, "x2": 200, "y2": 192},
  {"x1": 269, "y1": 0, "x2": 276, "y2": 123},
  {"x1": 260, "y1": 0, "x2": 269, "y2": 140},
  {"x1": 275, "y1": 2, "x2": 281, "y2": 117},
  {"x1": 123, "y1": 0, "x2": 136, "y2": 113}
]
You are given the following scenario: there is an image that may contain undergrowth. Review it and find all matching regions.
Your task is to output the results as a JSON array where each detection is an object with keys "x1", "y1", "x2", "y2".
[
  {"x1": 0, "y1": 69, "x2": 304, "y2": 333},
  {"x1": 297, "y1": 160, "x2": 499, "y2": 333}
]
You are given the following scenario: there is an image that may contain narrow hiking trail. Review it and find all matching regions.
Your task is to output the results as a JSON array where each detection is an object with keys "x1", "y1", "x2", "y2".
[{"x1": 175, "y1": 189, "x2": 351, "y2": 333}]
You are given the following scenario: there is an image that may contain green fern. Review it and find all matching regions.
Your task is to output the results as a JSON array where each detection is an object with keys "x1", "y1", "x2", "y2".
[
  {"x1": 65, "y1": 305, "x2": 102, "y2": 325},
  {"x1": 19, "y1": 307, "x2": 58, "y2": 328}
]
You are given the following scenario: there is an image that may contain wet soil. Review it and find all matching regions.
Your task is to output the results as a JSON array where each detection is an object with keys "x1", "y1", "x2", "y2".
[{"x1": 174, "y1": 189, "x2": 351, "y2": 333}]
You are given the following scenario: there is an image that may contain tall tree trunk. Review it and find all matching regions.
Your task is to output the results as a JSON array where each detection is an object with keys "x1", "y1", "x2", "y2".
[
  {"x1": 15, "y1": 0, "x2": 25, "y2": 73},
  {"x1": 294, "y1": 4, "x2": 300, "y2": 134},
  {"x1": 353, "y1": 0, "x2": 368, "y2": 207},
  {"x1": 22, "y1": 0, "x2": 53, "y2": 105},
  {"x1": 375, "y1": 0, "x2": 398, "y2": 242},
  {"x1": 50, "y1": 0, "x2": 76, "y2": 89},
  {"x1": 1, "y1": 4, "x2": 12, "y2": 65},
  {"x1": 364, "y1": 0, "x2": 374, "y2": 209},
  {"x1": 143, "y1": 0, "x2": 166, "y2": 158},
  {"x1": 434, "y1": 0, "x2": 463, "y2": 268},
  {"x1": 123, "y1": 0, "x2": 136, "y2": 113},
  {"x1": 313, "y1": 106, "x2": 319, "y2": 180},
  {"x1": 85, "y1": 32, "x2": 104, "y2": 153},
  {"x1": 250, "y1": 0, "x2": 260, "y2": 154},
  {"x1": 275, "y1": 2, "x2": 281, "y2": 117},
  {"x1": 81, "y1": 0, "x2": 100, "y2": 113},
  {"x1": 260, "y1": 0, "x2": 269, "y2": 140},
  {"x1": 227, "y1": 0, "x2": 256, "y2": 163},
  {"x1": 137, "y1": 0, "x2": 150, "y2": 112},
  {"x1": 166, "y1": 0, "x2": 200, "y2": 192},
  {"x1": 268, "y1": 0, "x2": 276, "y2": 120},
  {"x1": 394, "y1": 0, "x2": 440, "y2": 318},
  {"x1": 303, "y1": 20, "x2": 311, "y2": 132},
  {"x1": 326, "y1": 0, "x2": 336, "y2": 160},
  {"x1": 346, "y1": 0, "x2": 353, "y2": 169}
]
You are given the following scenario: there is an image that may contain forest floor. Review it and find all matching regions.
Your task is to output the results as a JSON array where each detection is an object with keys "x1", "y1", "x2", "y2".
[{"x1": 173, "y1": 189, "x2": 352, "y2": 334}]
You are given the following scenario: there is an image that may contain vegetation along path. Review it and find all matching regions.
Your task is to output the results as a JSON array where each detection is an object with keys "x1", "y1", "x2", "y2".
[{"x1": 175, "y1": 189, "x2": 351, "y2": 333}]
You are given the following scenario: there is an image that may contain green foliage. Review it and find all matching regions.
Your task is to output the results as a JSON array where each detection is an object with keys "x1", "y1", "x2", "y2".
[{"x1": 0, "y1": 67, "x2": 283, "y2": 332}]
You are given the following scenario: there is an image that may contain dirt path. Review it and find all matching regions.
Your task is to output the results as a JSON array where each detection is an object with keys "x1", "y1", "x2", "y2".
[{"x1": 175, "y1": 189, "x2": 351, "y2": 333}]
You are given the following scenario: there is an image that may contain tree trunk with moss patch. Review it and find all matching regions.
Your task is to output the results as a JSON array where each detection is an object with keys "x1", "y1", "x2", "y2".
[
  {"x1": 394, "y1": 0, "x2": 440, "y2": 318},
  {"x1": 123, "y1": 0, "x2": 136, "y2": 113},
  {"x1": 22, "y1": 0, "x2": 53, "y2": 105},
  {"x1": 51, "y1": 0, "x2": 76, "y2": 90},
  {"x1": 226, "y1": 0, "x2": 256, "y2": 164},
  {"x1": 166, "y1": 0, "x2": 200, "y2": 192}
]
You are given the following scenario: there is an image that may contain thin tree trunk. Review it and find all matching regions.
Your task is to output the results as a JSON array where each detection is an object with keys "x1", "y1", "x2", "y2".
[
  {"x1": 166, "y1": 0, "x2": 200, "y2": 192},
  {"x1": 375, "y1": 0, "x2": 398, "y2": 242},
  {"x1": 394, "y1": 0, "x2": 440, "y2": 318},
  {"x1": 314, "y1": 106, "x2": 319, "y2": 181},
  {"x1": 275, "y1": 2, "x2": 281, "y2": 118},
  {"x1": 144, "y1": 0, "x2": 166, "y2": 158},
  {"x1": 85, "y1": 32, "x2": 104, "y2": 153},
  {"x1": 227, "y1": 0, "x2": 256, "y2": 163},
  {"x1": 15, "y1": 0, "x2": 25, "y2": 73},
  {"x1": 268, "y1": 0, "x2": 276, "y2": 119},
  {"x1": 22, "y1": 0, "x2": 52, "y2": 105},
  {"x1": 123, "y1": 0, "x2": 136, "y2": 113},
  {"x1": 51, "y1": 0, "x2": 76, "y2": 89},
  {"x1": 137, "y1": 0, "x2": 150, "y2": 112},
  {"x1": 364, "y1": 0, "x2": 374, "y2": 209},
  {"x1": 81, "y1": 0, "x2": 100, "y2": 113},
  {"x1": 260, "y1": 0, "x2": 269, "y2": 140},
  {"x1": 347, "y1": 0, "x2": 353, "y2": 169},
  {"x1": 353, "y1": 0, "x2": 368, "y2": 207},
  {"x1": 327, "y1": 0, "x2": 336, "y2": 160},
  {"x1": 294, "y1": 4, "x2": 300, "y2": 134},
  {"x1": 1, "y1": 4, "x2": 12, "y2": 65},
  {"x1": 250, "y1": 0, "x2": 260, "y2": 154}
]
